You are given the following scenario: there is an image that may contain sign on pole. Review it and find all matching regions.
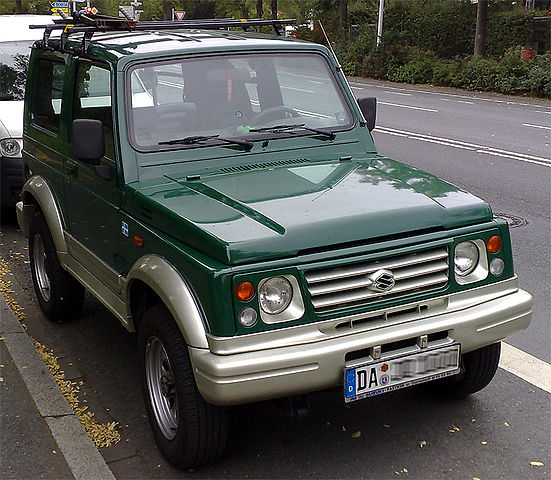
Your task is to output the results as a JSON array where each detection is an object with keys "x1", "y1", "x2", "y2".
[{"x1": 174, "y1": 11, "x2": 186, "y2": 21}]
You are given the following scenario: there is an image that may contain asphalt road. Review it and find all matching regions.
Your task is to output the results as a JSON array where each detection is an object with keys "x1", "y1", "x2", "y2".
[{"x1": 1, "y1": 80, "x2": 550, "y2": 479}]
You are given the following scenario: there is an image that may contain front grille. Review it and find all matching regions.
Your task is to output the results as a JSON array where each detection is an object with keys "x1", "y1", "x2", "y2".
[{"x1": 304, "y1": 246, "x2": 449, "y2": 312}]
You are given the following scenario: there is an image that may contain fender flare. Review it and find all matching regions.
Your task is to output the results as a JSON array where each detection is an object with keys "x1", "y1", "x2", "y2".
[
  {"x1": 20, "y1": 176, "x2": 67, "y2": 254},
  {"x1": 126, "y1": 254, "x2": 209, "y2": 349}
]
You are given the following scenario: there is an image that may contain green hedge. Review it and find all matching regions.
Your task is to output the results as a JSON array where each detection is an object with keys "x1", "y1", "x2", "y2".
[{"x1": 381, "y1": 47, "x2": 551, "y2": 97}]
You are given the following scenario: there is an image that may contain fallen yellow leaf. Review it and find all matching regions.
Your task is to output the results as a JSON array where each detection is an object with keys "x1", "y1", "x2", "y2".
[
  {"x1": 419, "y1": 440, "x2": 427, "y2": 448},
  {"x1": 530, "y1": 461, "x2": 544, "y2": 467},
  {"x1": 351, "y1": 431, "x2": 361, "y2": 438},
  {"x1": 481, "y1": 441, "x2": 487, "y2": 445},
  {"x1": 504, "y1": 422, "x2": 510, "y2": 427}
]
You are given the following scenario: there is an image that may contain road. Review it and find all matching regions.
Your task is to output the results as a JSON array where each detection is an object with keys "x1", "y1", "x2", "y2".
[{"x1": 1, "y1": 80, "x2": 550, "y2": 479}]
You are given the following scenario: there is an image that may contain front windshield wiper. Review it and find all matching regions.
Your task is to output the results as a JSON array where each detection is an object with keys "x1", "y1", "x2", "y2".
[
  {"x1": 159, "y1": 134, "x2": 253, "y2": 150},
  {"x1": 248, "y1": 123, "x2": 336, "y2": 140}
]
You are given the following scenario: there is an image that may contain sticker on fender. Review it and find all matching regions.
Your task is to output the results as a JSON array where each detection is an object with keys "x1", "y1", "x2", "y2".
[{"x1": 344, "y1": 343, "x2": 461, "y2": 402}]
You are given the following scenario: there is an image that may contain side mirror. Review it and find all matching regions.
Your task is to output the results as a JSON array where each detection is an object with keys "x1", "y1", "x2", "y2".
[
  {"x1": 71, "y1": 119, "x2": 104, "y2": 165},
  {"x1": 356, "y1": 97, "x2": 377, "y2": 132}
]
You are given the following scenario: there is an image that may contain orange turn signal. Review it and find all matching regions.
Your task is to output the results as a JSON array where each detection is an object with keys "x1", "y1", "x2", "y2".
[
  {"x1": 487, "y1": 235, "x2": 502, "y2": 253},
  {"x1": 236, "y1": 281, "x2": 255, "y2": 302}
]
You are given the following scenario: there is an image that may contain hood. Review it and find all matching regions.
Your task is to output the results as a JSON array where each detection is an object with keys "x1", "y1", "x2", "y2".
[
  {"x1": 0, "y1": 101, "x2": 24, "y2": 138},
  {"x1": 131, "y1": 157, "x2": 492, "y2": 265}
]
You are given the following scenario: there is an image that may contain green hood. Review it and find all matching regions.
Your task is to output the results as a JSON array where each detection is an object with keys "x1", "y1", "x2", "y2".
[{"x1": 130, "y1": 157, "x2": 492, "y2": 265}]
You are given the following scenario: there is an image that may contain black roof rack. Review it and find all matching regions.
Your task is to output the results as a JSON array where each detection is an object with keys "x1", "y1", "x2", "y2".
[{"x1": 30, "y1": 12, "x2": 296, "y2": 54}]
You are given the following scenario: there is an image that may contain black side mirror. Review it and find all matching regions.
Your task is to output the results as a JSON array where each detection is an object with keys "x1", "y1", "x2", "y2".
[
  {"x1": 71, "y1": 119, "x2": 104, "y2": 165},
  {"x1": 356, "y1": 97, "x2": 377, "y2": 132}
]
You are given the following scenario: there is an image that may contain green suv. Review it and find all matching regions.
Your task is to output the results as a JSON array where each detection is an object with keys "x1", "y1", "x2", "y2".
[{"x1": 17, "y1": 14, "x2": 532, "y2": 469}]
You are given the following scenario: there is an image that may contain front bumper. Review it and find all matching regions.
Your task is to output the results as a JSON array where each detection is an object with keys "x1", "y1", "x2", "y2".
[
  {"x1": 190, "y1": 277, "x2": 532, "y2": 405},
  {"x1": 1, "y1": 156, "x2": 23, "y2": 207}
]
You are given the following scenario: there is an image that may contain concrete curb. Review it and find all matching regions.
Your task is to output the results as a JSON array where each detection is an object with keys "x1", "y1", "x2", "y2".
[{"x1": 0, "y1": 298, "x2": 116, "y2": 480}]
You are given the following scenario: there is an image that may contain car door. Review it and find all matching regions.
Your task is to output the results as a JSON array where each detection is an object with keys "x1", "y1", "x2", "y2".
[{"x1": 62, "y1": 59, "x2": 122, "y2": 294}]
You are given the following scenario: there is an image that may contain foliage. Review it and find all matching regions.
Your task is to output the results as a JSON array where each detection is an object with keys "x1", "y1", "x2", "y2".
[{"x1": 1, "y1": 0, "x2": 549, "y2": 97}]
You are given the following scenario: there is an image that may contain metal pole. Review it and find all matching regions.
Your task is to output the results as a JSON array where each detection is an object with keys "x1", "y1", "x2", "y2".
[{"x1": 376, "y1": 0, "x2": 385, "y2": 46}]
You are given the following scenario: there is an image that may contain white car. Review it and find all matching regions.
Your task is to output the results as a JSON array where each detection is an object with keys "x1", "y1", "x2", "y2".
[{"x1": 0, "y1": 15, "x2": 55, "y2": 207}]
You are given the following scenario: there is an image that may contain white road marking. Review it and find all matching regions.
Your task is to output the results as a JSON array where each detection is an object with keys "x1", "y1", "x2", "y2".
[
  {"x1": 523, "y1": 123, "x2": 551, "y2": 131},
  {"x1": 281, "y1": 86, "x2": 315, "y2": 93},
  {"x1": 374, "y1": 125, "x2": 551, "y2": 168},
  {"x1": 349, "y1": 81, "x2": 550, "y2": 109},
  {"x1": 378, "y1": 101, "x2": 438, "y2": 113},
  {"x1": 384, "y1": 91, "x2": 412, "y2": 96},
  {"x1": 500, "y1": 343, "x2": 551, "y2": 394},
  {"x1": 457, "y1": 100, "x2": 474, "y2": 105}
]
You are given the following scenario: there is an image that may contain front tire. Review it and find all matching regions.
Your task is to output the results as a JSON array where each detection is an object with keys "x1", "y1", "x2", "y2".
[
  {"x1": 138, "y1": 304, "x2": 228, "y2": 469},
  {"x1": 28, "y1": 212, "x2": 84, "y2": 322},
  {"x1": 428, "y1": 343, "x2": 501, "y2": 398}
]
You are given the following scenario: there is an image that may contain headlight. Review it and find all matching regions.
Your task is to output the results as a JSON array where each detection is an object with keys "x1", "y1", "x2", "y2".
[
  {"x1": 258, "y1": 276, "x2": 293, "y2": 314},
  {"x1": 0, "y1": 138, "x2": 21, "y2": 157},
  {"x1": 454, "y1": 241, "x2": 479, "y2": 276}
]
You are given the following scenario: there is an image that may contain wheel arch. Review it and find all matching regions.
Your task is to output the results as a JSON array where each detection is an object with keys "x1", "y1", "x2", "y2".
[
  {"x1": 126, "y1": 254, "x2": 209, "y2": 349},
  {"x1": 19, "y1": 176, "x2": 67, "y2": 254}
]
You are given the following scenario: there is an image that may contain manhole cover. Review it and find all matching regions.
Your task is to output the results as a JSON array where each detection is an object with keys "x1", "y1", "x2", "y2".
[{"x1": 494, "y1": 213, "x2": 529, "y2": 228}]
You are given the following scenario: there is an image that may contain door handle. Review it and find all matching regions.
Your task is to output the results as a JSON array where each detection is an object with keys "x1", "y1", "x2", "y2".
[{"x1": 65, "y1": 159, "x2": 78, "y2": 177}]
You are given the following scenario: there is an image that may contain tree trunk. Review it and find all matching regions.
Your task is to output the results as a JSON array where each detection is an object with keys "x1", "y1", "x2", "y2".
[
  {"x1": 256, "y1": 0, "x2": 263, "y2": 19},
  {"x1": 162, "y1": 1, "x2": 172, "y2": 21},
  {"x1": 271, "y1": 0, "x2": 277, "y2": 20},
  {"x1": 474, "y1": 0, "x2": 488, "y2": 56},
  {"x1": 15, "y1": 0, "x2": 23, "y2": 13},
  {"x1": 340, "y1": 0, "x2": 348, "y2": 41}
]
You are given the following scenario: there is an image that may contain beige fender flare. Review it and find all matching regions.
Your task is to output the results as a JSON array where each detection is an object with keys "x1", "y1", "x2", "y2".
[
  {"x1": 126, "y1": 254, "x2": 209, "y2": 349},
  {"x1": 18, "y1": 176, "x2": 67, "y2": 254}
]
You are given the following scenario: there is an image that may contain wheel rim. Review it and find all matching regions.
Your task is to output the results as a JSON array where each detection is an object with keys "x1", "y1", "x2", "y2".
[
  {"x1": 145, "y1": 336, "x2": 179, "y2": 440},
  {"x1": 32, "y1": 234, "x2": 51, "y2": 302}
]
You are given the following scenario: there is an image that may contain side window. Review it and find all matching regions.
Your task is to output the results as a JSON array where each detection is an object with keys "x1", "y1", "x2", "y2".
[
  {"x1": 31, "y1": 58, "x2": 65, "y2": 133},
  {"x1": 73, "y1": 62, "x2": 114, "y2": 160}
]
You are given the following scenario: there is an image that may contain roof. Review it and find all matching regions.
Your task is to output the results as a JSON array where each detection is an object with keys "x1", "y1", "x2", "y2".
[
  {"x1": 47, "y1": 28, "x2": 322, "y2": 67},
  {"x1": 32, "y1": 15, "x2": 323, "y2": 66},
  {"x1": 0, "y1": 15, "x2": 56, "y2": 42}
]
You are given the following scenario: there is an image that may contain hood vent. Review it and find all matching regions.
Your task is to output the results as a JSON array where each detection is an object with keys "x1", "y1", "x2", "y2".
[
  {"x1": 140, "y1": 206, "x2": 153, "y2": 221},
  {"x1": 219, "y1": 158, "x2": 309, "y2": 174}
]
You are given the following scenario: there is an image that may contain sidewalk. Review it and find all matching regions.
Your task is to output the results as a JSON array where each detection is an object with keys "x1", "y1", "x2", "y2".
[{"x1": 0, "y1": 297, "x2": 115, "y2": 480}]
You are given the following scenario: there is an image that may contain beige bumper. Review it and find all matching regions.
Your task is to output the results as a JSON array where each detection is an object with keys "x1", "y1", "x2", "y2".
[{"x1": 190, "y1": 278, "x2": 532, "y2": 406}]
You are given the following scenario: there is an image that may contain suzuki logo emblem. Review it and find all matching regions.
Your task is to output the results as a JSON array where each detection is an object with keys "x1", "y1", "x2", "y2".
[{"x1": 368, "y1": 269, "x2": 395, "y2": 292}]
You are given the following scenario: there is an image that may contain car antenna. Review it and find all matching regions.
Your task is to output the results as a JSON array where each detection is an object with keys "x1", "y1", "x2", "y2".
[{"x1": 318, "y1": 20, "x2": 341, "y2": 72}]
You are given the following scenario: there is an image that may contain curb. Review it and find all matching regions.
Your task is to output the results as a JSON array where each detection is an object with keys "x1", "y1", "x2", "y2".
[{"x1": 0, "y1": 297, "x2": 116, "y2": 480}]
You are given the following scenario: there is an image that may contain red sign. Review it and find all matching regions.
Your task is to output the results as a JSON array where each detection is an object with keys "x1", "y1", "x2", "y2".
[{"x1": 174, "y1": 11, "x2": 186, "y2": 21}]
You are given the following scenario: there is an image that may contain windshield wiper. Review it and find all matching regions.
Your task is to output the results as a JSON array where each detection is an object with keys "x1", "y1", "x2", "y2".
[
  {"x1": 248, "y1": 123, "x2": 336, "y2": 140},
  {"x1": 159, "y1": 134, "x2": 253, "y2": 150}
]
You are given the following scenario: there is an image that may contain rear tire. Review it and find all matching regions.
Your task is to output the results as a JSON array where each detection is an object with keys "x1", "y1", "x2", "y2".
[
  {"x1": 28, "y1": 212, "x2": 84, "y2": 322},
  {"x1": 428, "y1": 343, "x2": 501, "y2": 398},
  {"x1": 138, "y1": 304, "x2": 228, "y2": 469}
]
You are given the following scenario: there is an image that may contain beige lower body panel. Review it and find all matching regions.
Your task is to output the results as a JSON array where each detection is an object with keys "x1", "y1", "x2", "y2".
[{"x1": 191, "y1": 287, "x2": 532, "y2": 406}]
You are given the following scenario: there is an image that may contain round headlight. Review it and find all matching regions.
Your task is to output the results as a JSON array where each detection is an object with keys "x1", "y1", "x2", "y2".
[
  {"x1": 259, "y1": 276, "x2": 293, "y2": 314},
  {"x1": 454, "y1": 241, "x2": 479, "y2": 276},
  {"x1": 0, "y1": 138, "x2": 21, "y2": 157}
]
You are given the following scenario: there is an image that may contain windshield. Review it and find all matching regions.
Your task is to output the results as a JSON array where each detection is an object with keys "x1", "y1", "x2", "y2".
[
  {"x1": 127, "y1": 52, "x2": 354, "y2": 150},
  {"x1": 0, "y1": 41, "x2": 33, "y2": 101}
]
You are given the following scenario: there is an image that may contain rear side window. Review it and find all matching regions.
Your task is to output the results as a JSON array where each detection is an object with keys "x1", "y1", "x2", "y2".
[
  {"x1": 73, "y1": 62, "x2": 114, "y2": 159},
  {"x1": 31, "y1": 58, "x2": 65, "y2": 133}
]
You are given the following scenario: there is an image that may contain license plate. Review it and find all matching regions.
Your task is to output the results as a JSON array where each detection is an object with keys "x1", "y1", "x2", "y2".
[{"x1": 344, "y1": 343, "x2": 461, "y2": 403}]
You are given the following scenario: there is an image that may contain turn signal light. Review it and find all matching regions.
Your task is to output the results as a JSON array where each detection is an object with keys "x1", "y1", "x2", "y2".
[
  {"x1": 487, "y1": 235, "x2": 502, "y2": 253},
  {"x1": 236, "y1": 281, "x2": 255, "y2": 301}
]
